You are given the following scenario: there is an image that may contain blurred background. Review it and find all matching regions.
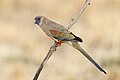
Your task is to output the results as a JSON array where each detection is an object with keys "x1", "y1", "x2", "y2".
[{"x1": 0, "y1": 0, "x2": 120, "y2": 80}]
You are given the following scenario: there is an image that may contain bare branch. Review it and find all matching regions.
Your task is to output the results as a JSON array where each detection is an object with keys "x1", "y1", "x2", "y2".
[
  {"x1": 33, "y1": 43, "x2": 58, "y2": 80},
  {"x1": 33, "y1": 0, "x2": 90, "y2": 80},
  {"x1": 67, "y1": 0, "x2": 90, "y2": 30}
]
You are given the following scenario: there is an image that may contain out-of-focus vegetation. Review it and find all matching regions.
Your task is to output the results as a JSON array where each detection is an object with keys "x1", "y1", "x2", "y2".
[{"x1": 0, "y1": 0, "x2": 120, "y2": 80}]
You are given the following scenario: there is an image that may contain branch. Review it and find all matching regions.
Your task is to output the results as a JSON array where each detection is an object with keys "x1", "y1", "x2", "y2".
[
  {"x1": 33, "y1": 43, "x2": 58, "y2": 80},
  {"x1": 33, "y1": 0, "x2": 90, "y2": 80},
  {"x1": 67, "y1": 0, "x2": 90, "y2": 30}
]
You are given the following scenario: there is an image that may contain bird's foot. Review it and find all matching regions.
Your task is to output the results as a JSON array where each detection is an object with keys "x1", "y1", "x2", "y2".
[{"x1": 55, "y1": 41, "x2": 62, "y2": 46}]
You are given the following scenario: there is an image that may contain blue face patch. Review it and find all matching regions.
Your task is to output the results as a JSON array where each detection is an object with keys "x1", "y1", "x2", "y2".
[{"x1": 34, "y1": 16, "x2": 41, "y2": 25}]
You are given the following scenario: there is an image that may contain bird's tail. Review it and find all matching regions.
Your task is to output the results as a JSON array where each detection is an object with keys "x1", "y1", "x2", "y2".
[{"x1": 71, "y1": 41, "x2": 107, "y2": 74}]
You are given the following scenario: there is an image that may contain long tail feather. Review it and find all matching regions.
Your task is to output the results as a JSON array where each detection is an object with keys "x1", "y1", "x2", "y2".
[{"x1": 71, "y1": 41, "x2": 107, "y2": 74}]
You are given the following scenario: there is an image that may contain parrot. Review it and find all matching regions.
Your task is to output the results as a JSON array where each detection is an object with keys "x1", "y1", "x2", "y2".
[{"x1": 34, "y1": 16, "x2": 106, "y2": 74}]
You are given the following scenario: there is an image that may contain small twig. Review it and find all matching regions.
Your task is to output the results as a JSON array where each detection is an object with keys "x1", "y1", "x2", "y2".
[
  {"x1": 33, "y1": 43, "x2": 58, "y2": 80},
  {"x1": 33, "y1": 0, "x2": 90, "y2": 80},
  {"x1": 67, "y1": 0, "x2": 90, "y2": 30}
]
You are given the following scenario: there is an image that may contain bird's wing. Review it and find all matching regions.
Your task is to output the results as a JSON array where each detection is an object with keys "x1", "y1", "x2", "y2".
[{"x1": 49, "y1": 29, "x2": 74, "y2": 41}]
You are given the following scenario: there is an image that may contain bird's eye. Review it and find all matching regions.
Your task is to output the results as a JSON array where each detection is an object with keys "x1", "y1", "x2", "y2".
[{"x1": 38, "y1": 17, "x2": 40, "y2": 20}]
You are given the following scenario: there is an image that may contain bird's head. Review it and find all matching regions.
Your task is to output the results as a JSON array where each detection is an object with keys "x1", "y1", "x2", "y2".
[{"x1": 34, "y1": 16, "x2": 43, "y2": 26}]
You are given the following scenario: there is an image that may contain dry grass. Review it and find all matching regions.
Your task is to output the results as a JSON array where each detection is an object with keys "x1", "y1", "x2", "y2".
[{"x1": 0, "y1": 0, "x2": 120, "y2": 80}]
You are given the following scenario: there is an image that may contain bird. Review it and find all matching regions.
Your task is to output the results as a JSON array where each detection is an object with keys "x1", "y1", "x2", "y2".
[{"x1": 34, "y1": 16, "x2": 107, "y2": 74}]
